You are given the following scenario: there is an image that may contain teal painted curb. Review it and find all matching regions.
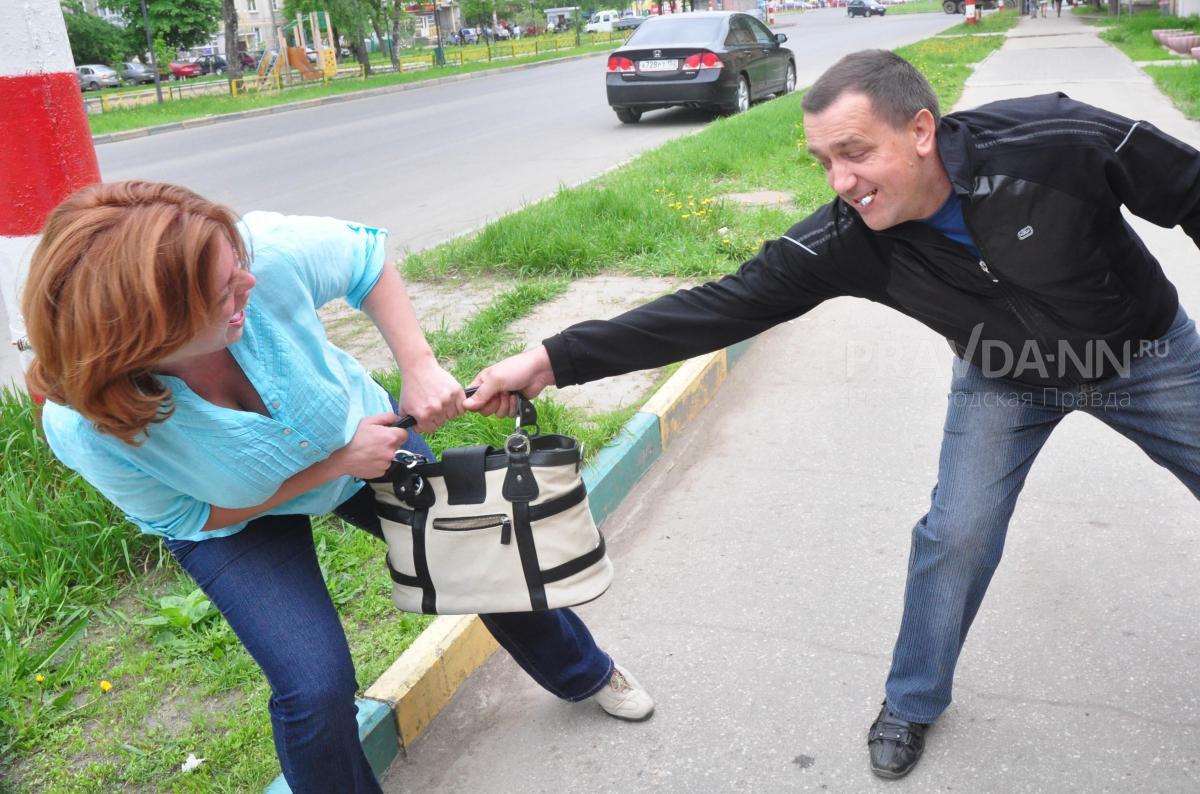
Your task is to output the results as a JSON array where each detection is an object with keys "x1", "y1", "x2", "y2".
[
  {"x1": 583, "y1": 411, "x2": 663, "y2": 527},
  {"x1": 265, "y1": 340, "x2": 751, "y2": 792}
]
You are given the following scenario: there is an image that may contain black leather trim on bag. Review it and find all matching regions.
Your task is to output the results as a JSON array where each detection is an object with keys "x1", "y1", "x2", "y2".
[
  {"x1": 372, "y1": 445, "x2": 580, "y2": 482},
  {"x1": 385, "y1": 555, "x2": 424, "y2": 588},
  {"x1": 441, "y1": 446, "x2": 489, "y2": 505},
  {"x1": 541, "y1": 535, "x2": 607, "y2": 584},
  {"x1": 376, "y1": 501, "x2": 414, "y2": 526},
  {"x1": 502, "y1": 434, "x2": 540, "y2": 502},
  {"x1": 512, "y1": 501, "x2": 548, "y2": 610},
  {"x1": 529, "y1": 482, "x2": 587, "y2": 522},
  {"x1": 411, "y1": 510, "x2": 437, "y2": 614}
]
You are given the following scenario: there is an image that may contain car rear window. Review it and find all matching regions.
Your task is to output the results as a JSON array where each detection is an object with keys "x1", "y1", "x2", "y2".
[{"x1": 626, "y1": 17, "x2": 723, "y2": 45}]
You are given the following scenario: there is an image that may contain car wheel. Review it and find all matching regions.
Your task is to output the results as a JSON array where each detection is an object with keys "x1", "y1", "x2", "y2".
[
  {"x1": 782, "y1": 61, "x2": 796, "y2": 95},
  {"x1": 87, "y1": 81, "x2": 99, "y2": 91},
  {"x1": 614, "y1": 106, "x2": 641, "y2": 124},
  {"x1": 942, "y1": 0, "x2": 958, "y2": 10},
  {"x1": 728, "y1": 75, "x2": 751, "y2": 115}
]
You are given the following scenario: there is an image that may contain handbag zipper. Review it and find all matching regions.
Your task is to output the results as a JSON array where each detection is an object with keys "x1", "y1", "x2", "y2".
[{"x1": 431, "y1": 514, "x2": 512, "y2": 545}]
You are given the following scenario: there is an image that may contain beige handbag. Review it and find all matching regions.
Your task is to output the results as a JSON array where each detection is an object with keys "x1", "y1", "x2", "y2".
[{"x1": 369, "y1": 394, "x2": 613, "y2": 615}]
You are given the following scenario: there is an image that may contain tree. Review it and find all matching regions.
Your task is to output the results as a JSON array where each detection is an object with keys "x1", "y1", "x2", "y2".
[
  {"x1": 110, "y1": 0, "x2": 223, "y2": 52},
  {"x1": 223, "y1": 0, "x2": 243, "y2": 80},
  {"x1": 62, "y1": 1, "x2": 130, "y2": 65}
]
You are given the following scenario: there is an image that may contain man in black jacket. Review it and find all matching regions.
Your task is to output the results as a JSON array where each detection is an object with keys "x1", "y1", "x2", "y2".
[{"x1": 465, "y1": 49, "x2": 1200, "y2": 778}]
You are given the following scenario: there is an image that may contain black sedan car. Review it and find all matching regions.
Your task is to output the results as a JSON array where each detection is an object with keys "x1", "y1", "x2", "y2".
[
  {"x1": 605, "y1": 11, "x2": 796, "y2": 124},
  {"x1": 847, "y1": 0, "x2": 887, "y2": 16}
]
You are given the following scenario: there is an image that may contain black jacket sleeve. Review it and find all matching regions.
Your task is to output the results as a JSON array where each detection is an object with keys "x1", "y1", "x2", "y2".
[
  {"x1": 1101, "y1": 116, "x2": 1200, "y2": 247},
  {"x1": 544, "y1": 207, "x2": 860, "y2": 387}
]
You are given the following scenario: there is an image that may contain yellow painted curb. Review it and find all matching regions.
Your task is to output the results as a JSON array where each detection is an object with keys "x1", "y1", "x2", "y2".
[
  {"x1": 363, "y1": 614, "x2": 499, "y2": 747},
  {"x1": 640, "y1": 350, "x2": 728, "y2": 450}
]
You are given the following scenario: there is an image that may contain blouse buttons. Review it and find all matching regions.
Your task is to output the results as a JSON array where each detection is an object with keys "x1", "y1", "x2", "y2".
[
  {"x1": 283, "y1": 428, "x2": 293, "y2": 435},
  {"x1": 299, "y1": 441, "x2": 310, "y2": 449},
  {"x1": 271, "y1": 400, "x2": 281, "y2": 409}
]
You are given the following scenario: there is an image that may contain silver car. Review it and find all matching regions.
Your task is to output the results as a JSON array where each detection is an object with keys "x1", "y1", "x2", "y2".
[
  {"x1": 121, "y1": 61, "x2": 156, "y2": 85},
  {"x1": 77, "y1": 64, "x2": 121, "y2": 91}
]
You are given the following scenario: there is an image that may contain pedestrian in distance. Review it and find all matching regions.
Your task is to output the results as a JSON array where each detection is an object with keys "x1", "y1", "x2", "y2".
[
  {"x1": 1055, "y1": 0, "x2": 1063, "y2": 16},
  {"x1": 21, "y1": 180, "x2": 655, "y2": 794},
  {"x1": 465, "y1": 49, "x2": 1200, "y2": 780}
]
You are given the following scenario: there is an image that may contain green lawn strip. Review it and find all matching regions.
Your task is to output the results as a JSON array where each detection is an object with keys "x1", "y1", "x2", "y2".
[
  {"x1": 88, "y1": 40, "x2": 620, "y2": 136},
  {"x1": 404, "y1": 32, "x2": 1005, "y2": 282},
  {"x1": 1091, "y1": 8, "x2": 1200, "y2": 61},
  {"x1": 6, "y1": 520, "x2": 434, "y2": 792},
  {"x1": 886, "y1": 1, "x2": 950, "y2": 15},
  {"x1": 1145, "y1": 63, "x2": 1200, "y2": 118}
]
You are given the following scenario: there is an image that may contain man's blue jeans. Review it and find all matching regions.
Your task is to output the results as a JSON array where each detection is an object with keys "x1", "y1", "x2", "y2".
[
  {"x1": 165, "y1": 431, "x2": 613, "y2": 793},
  {"x1": 886, "y1": 305, "x2": 1200, "y2": 724}
]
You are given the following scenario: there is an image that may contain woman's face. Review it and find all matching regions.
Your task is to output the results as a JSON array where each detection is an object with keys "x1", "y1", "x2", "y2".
[{"x1": 158, "y1": 237, "x2": 256, "y2": 368}]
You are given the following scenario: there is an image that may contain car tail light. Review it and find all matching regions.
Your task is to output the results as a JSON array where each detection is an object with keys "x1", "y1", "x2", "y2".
[
  {"x1": 607, "y1": 56, "x2": 635, "y2": 73},
  {"x1": 682, "y1": 52, "x2": 722, "y2": 70}
]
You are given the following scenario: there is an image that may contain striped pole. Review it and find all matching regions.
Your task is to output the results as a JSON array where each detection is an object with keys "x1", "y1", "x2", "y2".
[{"x1": 0, "y1": 0, "x2": 102, "y2": 390}]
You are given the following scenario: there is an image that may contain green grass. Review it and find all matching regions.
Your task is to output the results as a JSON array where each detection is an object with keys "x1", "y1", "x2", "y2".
[
  {"x1": 88, "y1": 39, "x2": 621, "y2": 136},
  {"x1": 886, "y1": 0, "x2": 951, "y2": 15},
  {"x1": 1145, "y1": 63, "x2": 1200, "y2": 118},
  {"x1": 1093, "y1": 8, "x2": 1200, "y2": 61},
  {"x1": 6, "y1": 23, "x2": 1009, "y2": 792}
]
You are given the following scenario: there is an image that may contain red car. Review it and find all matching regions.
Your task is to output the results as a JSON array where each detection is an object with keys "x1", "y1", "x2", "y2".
[{"x1": 169, "y1": 61, "x2": 202, "y2": 79}]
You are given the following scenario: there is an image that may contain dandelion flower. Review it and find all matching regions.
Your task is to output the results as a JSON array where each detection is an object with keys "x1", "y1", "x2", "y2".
[
  {"x1": 35, "y1": 674, "x2": 45, "y2": 684},
  {"x1": 681, "y1": 214, "x2": 690, "y2": 219},
  {"x1": 100, "y1": 680, "x2": 113, "y2": 693},
  {"x1": 723, "y1": 238, "x2": 731, "y2": 244}
]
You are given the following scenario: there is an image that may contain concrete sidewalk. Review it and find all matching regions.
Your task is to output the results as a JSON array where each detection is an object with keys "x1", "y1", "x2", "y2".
[{"x1": 382, "y1": 13, "x2": 1200, "y2": 792}]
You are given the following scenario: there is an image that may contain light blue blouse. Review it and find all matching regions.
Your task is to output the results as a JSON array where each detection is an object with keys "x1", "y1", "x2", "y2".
[{"x1": 41, "y1": 211, "x2": 394, "y2": 542}]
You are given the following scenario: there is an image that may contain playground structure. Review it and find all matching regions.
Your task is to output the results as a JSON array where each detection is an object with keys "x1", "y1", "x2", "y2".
[{"x1": 244, "y1": 11, "x2": 338, "y2": 91}]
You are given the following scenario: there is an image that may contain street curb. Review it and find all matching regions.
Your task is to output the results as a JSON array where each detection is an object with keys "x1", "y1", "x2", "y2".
[
  {"x1": 91, "y1": 50, "x2": 609, "y2": 146},
  {"x1": 264, "y1": 338, "x2": 755, "y2": 792}
]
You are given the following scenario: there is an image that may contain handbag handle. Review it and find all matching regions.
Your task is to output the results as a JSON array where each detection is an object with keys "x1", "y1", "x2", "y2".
[{"x1": 390, "y1": 386, "x2": 539, "y2": 431}]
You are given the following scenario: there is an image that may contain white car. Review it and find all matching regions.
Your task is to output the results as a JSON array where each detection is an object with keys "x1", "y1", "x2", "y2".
[{"x1": 586, "y1": 9, "x2": 620, "y2": 32}]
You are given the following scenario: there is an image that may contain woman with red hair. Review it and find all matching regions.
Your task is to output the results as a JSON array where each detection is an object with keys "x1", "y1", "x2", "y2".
[{"x1": 22, "y1": 180, "x2": 653, "y2": 793}]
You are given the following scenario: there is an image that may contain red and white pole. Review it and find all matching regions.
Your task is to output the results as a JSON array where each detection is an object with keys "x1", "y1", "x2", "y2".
[{"x1": 0, "y1": 0, "x2": 101, "y2": 390}]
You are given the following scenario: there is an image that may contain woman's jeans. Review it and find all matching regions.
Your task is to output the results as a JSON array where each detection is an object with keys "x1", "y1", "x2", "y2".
[
  {"x1": 165, "y1": 431, "x2": 612, "y2": 794},
  {"x1": 886, "y1": 306, "x2": 1200, "y2": 724}
]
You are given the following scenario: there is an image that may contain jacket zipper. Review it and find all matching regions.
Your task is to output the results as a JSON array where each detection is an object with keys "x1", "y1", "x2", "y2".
[
  {"x1": 431, "y1": 514, "x2": 513, "y2": 545},
  {"x1": 960, "y1": 211, "x2": 1079, "y2": 386}
]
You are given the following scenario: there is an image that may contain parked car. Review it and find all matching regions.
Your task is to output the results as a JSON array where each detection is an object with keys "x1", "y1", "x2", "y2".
[
  {"x1": 605, "y1": 11, "x2": 796, "y2": 124},
  {"x1": 119, "y1": 61, "x2": 155, "y2": 85},
  {"x1": 847, "y1": 0, "x2": 887, "y2": 15},
  {"x1": 238, "y1": 50, "x2": 260, "y2": 68},
  {"x1": 193, "y1": 54, "x2": 227, "y2": 75},
  {"x1": 76, "y1": 64, "x2": 121, "y2": 91},
  {"x1": 614, "y1": 15, "x2": 647, "y2": 30},
  {"x1": 168, "y1": 61, "x2": 202, "y2": 79}
]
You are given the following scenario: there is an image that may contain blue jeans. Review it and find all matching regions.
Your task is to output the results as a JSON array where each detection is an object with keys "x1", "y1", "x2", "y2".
[
  {"x1": 886, "y1": 306, "x2": 1200, "y2": 724},
  {"x1": 165, "y1": 431, "x2": 612, "y2": 793}
]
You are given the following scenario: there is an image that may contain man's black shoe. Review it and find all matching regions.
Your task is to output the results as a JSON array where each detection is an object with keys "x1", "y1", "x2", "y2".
[{"x1": 867, "y1": 701, "x2": 929, "y2": 779}]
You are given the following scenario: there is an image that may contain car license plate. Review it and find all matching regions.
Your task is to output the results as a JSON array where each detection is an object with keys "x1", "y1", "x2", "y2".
[{"x1": 638, "y1": 59, "x2": 678, "y2": 72}]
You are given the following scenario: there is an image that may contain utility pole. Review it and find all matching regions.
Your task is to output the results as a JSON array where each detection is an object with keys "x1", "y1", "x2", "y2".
[{"x1": 139, "y1": 0, "x2": 164, "y2": 104}]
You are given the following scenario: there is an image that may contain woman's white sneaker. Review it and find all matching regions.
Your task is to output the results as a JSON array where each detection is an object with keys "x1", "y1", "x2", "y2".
[{"x1": 592, "y1": 663, "x2": 655, "y2": 722}]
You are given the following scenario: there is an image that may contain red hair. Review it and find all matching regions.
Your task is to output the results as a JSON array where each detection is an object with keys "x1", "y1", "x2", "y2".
[{"x1": 22, "y1": 181, "x2": 248, "y2": 444}]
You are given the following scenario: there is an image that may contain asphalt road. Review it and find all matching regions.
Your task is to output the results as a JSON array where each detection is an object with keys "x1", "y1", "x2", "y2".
[{"x1": 97, "y1": 9, "x2": 958, "y2": 255}]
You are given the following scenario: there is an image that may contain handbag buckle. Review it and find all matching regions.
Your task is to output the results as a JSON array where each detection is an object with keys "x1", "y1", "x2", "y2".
[{"x1": 505, "y1": 432, "x2": 530, "y2": 457}]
